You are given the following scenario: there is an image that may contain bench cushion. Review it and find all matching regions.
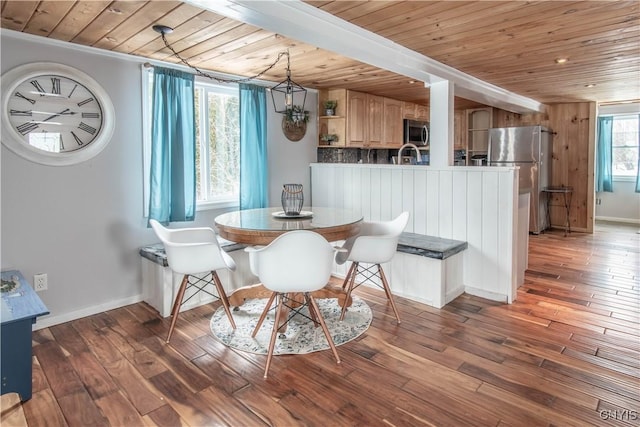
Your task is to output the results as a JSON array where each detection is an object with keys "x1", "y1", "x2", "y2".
[{"x1": 397, "y1": 232, "x2": 467, "y2": 260}]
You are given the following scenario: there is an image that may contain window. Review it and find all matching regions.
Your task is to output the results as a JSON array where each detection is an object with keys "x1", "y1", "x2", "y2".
[
  {"x1": 194, "y1": 83, "x2": 240, "y2": 206},
  {"x1": 611, "y1": 114, "x2": 639, "y2": 178},
  {"x1": 143, "y1": 68, "x2": 240, "y2": 214}
]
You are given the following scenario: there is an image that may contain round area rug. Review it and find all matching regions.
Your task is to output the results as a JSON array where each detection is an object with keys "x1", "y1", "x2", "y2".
[{"x1": 210, "y1": 296, "x2": 372, "y2": 355}]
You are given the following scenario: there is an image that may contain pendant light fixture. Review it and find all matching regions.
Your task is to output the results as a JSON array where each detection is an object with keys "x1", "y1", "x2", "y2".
[
  {"x1": 270, "y1": 50, "x2": 307, "y2": 114},
  {"x1": 152, "y1": 24, "x2": 306, "y2": 114}
]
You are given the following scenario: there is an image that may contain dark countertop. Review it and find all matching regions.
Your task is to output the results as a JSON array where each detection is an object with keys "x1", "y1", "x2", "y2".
[{"x1": 398, "y1": 232, "x2": 468, "y2": 260}]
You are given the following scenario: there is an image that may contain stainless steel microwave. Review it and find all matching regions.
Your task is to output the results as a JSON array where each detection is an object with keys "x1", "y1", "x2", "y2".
[{"x1": 404, "y1": 119, "x2": 429, "y2": 146}]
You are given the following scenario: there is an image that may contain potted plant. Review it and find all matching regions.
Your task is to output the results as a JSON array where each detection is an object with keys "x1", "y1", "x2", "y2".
[
  {"x1": 285, "y1": 105, "x2": 309, "y2": 125},
  {"x1": 320, "y1": 134, "x2": 339, "y2": 145},
  {"x1": 282, "y1": 106, "x2": 309, "y2": 142},
  {"x1": 323, "y1": 100, "x2": 338, "y2": 116}
]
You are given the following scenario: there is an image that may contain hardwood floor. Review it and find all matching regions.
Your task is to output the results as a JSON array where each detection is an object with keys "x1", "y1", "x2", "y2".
[{"x1": 20, "y1": 222, "x2": 640, "y2": 426}]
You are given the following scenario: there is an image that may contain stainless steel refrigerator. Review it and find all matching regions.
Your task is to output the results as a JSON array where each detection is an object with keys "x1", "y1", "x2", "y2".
[{"x1": 488, "y1": 125, "x2": 552, "y2": 234}]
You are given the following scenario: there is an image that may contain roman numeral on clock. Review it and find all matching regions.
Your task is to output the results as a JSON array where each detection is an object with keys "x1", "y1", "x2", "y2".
[
  {"x1": 51, "y1": 78, "x2": 61, "y2": 95},
  {"x1": 77, "y1": 98, "x2": 94, "y2": 107},
  {"x1": 15, "y1": 92, "x2": 36, "y2": 104},
  {"x1": 30, "y1": 80, "x2": 46, "y2": 95},
  {"x1": 78, "y1": 122, "x2": 97, "y2": 135},
  {"x1": 68, "y1": 84, "x2": 78, "y2": 98},
  {"x1": 81, "y1": 112, "x2": 100, "y2": 119},
  {"x1": 17, "y1": 122, "x2": 39, "y2": 135},
  {"x1": 10, "y1": 110, "x2": 33, "y2": 117},
  {"x1": 71, "y1": 131, "x2": 84, "y2": 146}
]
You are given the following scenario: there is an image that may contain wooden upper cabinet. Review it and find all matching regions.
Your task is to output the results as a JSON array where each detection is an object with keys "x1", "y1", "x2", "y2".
[
  {"x1": 347, "y1": 90, "x2": 367, "y2": 146},
  {"x1": 345, "y1": 90, "x2": 406, "y2": 148},
  {"x1": 403, "y1": 102, "x2": 429, "y2": 121},
  {"x1": 415, "y1": 105, "x2": 429, "y2": 121},
  {"x1": 367, "y1": 95, "x2": 384, "y2": 146},
  {"x1": 383, "y1": 98, "x2": 404, "y2": 147},
  {"x1": 403, "y1": 102, "x2": 417, "y2": 119}
]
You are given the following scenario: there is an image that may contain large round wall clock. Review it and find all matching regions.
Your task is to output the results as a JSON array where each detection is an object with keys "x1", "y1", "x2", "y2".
[{"x1": 1, "y1": 62, "x2": 115, "y2": 166}]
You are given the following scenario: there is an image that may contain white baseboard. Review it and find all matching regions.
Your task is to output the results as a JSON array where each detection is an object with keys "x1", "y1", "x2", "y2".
[
  {"x1": 33, "y1": 294, "x2": 145, "y2": 330},
  {"x1": 595, "y1": 216, "x2": 640, "y2": 225},
  {"x1": 464, "y1": 286, "x2": 508, "y2": 303}
]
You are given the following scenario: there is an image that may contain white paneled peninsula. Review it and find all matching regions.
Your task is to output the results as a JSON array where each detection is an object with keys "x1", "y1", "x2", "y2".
[{"x1": 311, "y1": 163, "x2": 530, "y2": 305}]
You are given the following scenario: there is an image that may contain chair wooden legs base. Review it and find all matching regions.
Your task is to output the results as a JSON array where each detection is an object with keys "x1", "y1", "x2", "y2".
[
  {"x1": 257, "y1": 292, "x2": 340, "y2": 378},
  {"x1": 166, "y1": 271, "x2": 237, "y2": 344},
  {"x1": 166, "y1": 275, "x2": 190, "y2": 343},
  {"x1": 211, "y1": 271, "x2": 237, "y2": 329},
  {"x1": 340, "y1": 262, "x2": 401, "y2": 324}
]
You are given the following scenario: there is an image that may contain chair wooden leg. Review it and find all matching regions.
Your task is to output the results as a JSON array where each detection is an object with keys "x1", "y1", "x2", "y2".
[
  {"x1": 308, "y1": 294, "x2": 341, "y2": 365},
  {"x1": 378, "y1": 264, "x2": 401, "y2": 324},
  {"x1": 264, "y1": 293, "x2": 284, "y2": 378},
  {"x1": 252, "y1": 292, "x2": 277, "y2": 338},
  {"x1": 211, "y1": 271, "x2": 236, "y2": 329},
  {"x1": 340, "y1": 262, "x2": 359, "y2": 321},
  {"x1": 167, "y1": 274, "x2": 190, "y2": 343},
  {"x1": 341, "y1": 262, "x2": 356, "y2": 290},
  {"x1": 304, "y1": 293, "x2": 320, "y2": 327}
]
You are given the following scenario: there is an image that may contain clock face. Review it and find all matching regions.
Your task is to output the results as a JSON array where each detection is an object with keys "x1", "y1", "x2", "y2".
[
  {"x1": 7, "y1": 74, "x2": 104, "y2": 153},
  {"x1": 1, "y1": 62, "x2": 115, "y2": 166}
]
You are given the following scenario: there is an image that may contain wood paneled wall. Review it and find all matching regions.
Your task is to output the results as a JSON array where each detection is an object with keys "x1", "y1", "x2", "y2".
[{"x1": 493, "y1": 102, "x2": 596, "y2": 233}]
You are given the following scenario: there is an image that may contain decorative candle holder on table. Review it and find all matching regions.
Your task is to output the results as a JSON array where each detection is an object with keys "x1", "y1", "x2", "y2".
[{"x1": 281, "y1": 184, "x2": 304, "y2": 215}]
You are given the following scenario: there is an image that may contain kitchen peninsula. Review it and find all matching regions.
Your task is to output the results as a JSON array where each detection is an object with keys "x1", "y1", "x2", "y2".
[{"x1": 310, "y1": 162, "x2": 529, "y2": 305}]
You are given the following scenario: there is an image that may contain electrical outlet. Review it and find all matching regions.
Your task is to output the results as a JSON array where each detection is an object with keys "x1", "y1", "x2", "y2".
[
  {"x1": 34, "y1": 273, "x2": 48, "y2": 291},
  {"x1": 596, "y1": 198, "x2": 602, "y2": 205}
]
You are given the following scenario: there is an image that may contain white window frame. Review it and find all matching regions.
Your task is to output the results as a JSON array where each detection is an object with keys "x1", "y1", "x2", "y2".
[
  {"x1": 598, "y1": 103, "x2": 640, "y2": 183},
  {"x1": 194, "y1": 80, "x2": 240, "y2": 210},
  {"x1": 141, "y1": 67, "x2": 240, "y2": 217}
]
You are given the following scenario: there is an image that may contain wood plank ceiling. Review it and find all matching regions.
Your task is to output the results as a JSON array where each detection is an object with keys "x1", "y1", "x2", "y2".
[{"x1": 1, "y1": 1, "x2": 638, "y2": 109}]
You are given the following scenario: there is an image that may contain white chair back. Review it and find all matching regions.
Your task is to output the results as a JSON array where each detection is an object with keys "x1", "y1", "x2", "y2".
[
  {"x1": 338, "y1": 212, "x2": 409, "y2": 265},
  {"x1": 149, "y1": 219, "x2": 236, "y2": 275},
  {"x1": 247, "y1": 230, "x2": 336, "y2": 293}
]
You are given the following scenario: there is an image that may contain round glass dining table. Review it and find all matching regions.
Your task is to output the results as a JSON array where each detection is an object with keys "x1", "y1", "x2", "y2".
[
  {"x1": 214, "y1": 206, "x2": 363, "y2": 245},
  {"x1": 214, "y1": 207, "x2": 363, "y2": 308}
]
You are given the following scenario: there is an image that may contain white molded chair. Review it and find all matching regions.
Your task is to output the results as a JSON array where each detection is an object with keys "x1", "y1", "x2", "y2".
[
  {"x1": 149, "y1": 219, "x2": 236, "y2": 343},
  {"x1": 245, "y1": 230, "x2": 343, "y2": 378},
  {"x1": 336, "y1": 212, "x2": 409, "y2": 324}
]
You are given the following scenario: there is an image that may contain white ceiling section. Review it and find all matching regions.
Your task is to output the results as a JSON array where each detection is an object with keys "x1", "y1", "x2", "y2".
[{"x1": 184, "y1": 0, "x2": 546, "y2": 113}]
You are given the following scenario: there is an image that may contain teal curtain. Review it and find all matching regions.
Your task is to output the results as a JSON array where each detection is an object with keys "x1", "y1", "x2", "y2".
[
  {"x1": 239, "y1": 83, "x2": 267, "y2": 209},
  {"x1": 596, "y1": 116, "x2": 613, "y2": 193},
  {"x1": 148, "y1": 67, "x2": 196, "y2": 225}
]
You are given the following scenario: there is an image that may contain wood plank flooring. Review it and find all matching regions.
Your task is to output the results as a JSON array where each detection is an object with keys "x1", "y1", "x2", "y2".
[{"x1": 19, "y1": 222, "x2": 640, "y2": 426}]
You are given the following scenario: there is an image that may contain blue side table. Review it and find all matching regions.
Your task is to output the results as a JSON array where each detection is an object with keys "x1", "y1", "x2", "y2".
[{"x1": 1, "y1": 270, "x2": 49, "y2": 401}]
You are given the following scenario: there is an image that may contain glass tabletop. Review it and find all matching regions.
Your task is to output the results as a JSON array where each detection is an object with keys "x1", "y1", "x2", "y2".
[{"x1": 215, "y1": 207, "x2": 363, "y2": 232}]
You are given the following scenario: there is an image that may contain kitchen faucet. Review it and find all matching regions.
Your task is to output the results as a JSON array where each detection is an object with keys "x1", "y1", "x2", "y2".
[{"x1": 397, "y1": 143, "x2": 421, "y2": 164}]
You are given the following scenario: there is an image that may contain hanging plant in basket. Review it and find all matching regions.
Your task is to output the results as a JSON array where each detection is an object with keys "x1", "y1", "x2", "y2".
[{"x1": 282, "y1": 106, "x2": 309, "y2": 142}]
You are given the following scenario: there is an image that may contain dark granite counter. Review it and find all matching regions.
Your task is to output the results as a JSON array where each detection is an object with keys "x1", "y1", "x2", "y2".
[{"x1": 398, "y1": 232, "x2": 468, "y2": 260}]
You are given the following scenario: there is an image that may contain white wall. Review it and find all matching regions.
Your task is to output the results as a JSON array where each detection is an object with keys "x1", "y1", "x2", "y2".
[
  {"x1": 0, "y1": 31, "x2": 317, "y2": 327},
  {"x1": 595, "y1": 103, "x2": 640, "y2": 224},
  {"x1": 267, "y1": 96, "x2": 318, "y2": 207},
  {"x1": 596, "y1": 180, "x2": 640, "y2": 224}
]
